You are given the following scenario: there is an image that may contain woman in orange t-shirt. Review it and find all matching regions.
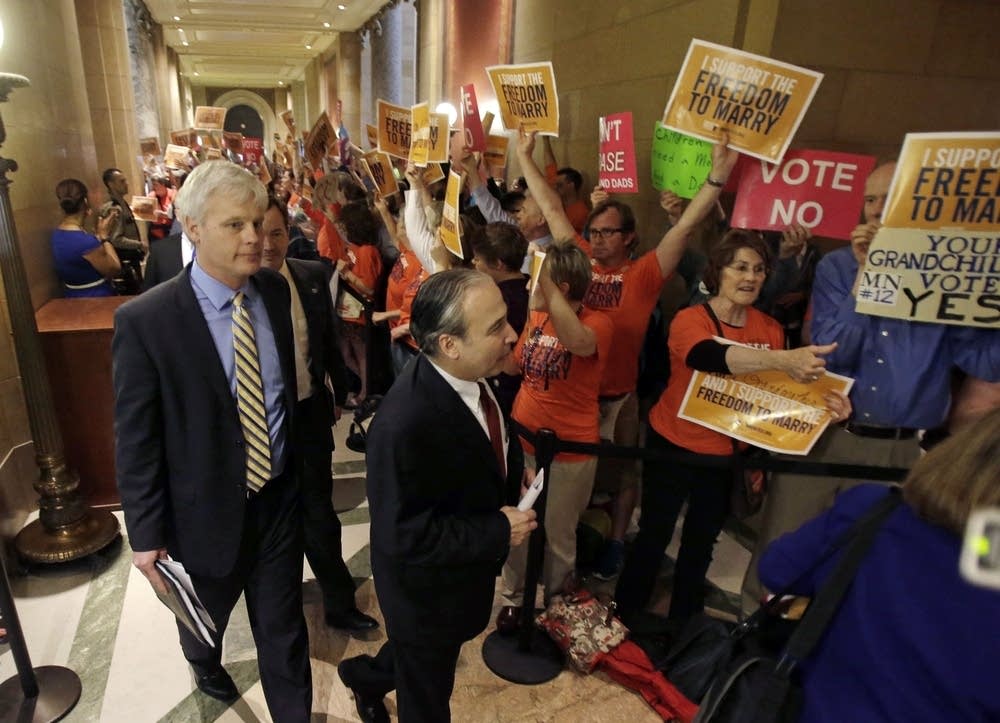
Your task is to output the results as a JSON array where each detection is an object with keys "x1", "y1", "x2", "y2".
[
  {"x1": 501, "y1": 242, "x2": 614, "y2": 601},
  {"x1": 335, "y1": 202, "x2": 383, "y2": 407},
  {"x1": 614, "y1": 230, "x2": 851, "y2": 630}
]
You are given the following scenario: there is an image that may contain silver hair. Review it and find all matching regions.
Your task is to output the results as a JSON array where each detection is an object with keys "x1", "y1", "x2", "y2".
[
  {"x1": 174, "y1": 161, "x2": 266, "y2": 225},
  {"x1": 410, "y1": 269, "x2": 493, "y2": 357}
]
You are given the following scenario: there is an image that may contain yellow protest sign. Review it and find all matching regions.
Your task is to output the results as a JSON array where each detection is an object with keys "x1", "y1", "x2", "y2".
[
  {"x1": 486, "y1": 62, "x2": 560, "y2": 135},
  {"x1": 440, "y1": 171, "x2": 464, "y2": 260},
  {"x1": 362, "y1": 150, "x2": 400, "y2": 197},
  {"x1": 483, "y1": 134, "x2": 510, "y2": 178},
  {"x1": 366, "y1": 124, "x2": 379, "y2": 149},
  {"x1": 428, "y1": 113, "x2": 450, "y2": 163},
  {"x1": 163, "y1": 143, "x2": 190, "y2": 170},
  {"x1": 139, "y1": 137, "x2": 161, "y2": 157},
  {"x1": 678, "y1": 359, "x2": 853, "y2": 455},
  {"x1": 377, "y1": 99, "x2": 412, "y2": 159},
  {"x1": 280, "y1": 110, "x2": 296, "y2": 137},
  {"x1": 409, "y1": 102, "x2": 431, "y2": 167},
  {"x1": 662, "y1": 39, "x2": 822, "y2": 164},
  {"x1": 855, "y1": 132, "x2": 1000, "y2": 328}
]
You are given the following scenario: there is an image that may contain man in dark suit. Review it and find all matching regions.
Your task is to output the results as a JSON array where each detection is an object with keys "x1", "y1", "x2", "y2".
[
  {"x1": 113, "y1": 161, "x2": 312, "y2": 720},
  {"x1": 260, "y1": 195, "x2": 379, "y2": 633},
  {"x1": 142, "y1": 230, "x2": 188, "y2": 290},
  {"x1": 338, "y1": 269, "x2": 537, "y2": 723}
]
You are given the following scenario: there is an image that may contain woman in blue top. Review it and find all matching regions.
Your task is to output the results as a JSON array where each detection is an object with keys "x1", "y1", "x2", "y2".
[
  {"x1": 759, "y1": 407, "x2": 1000, "y2": 722},
  {"x1": 51, "y1": 178, "x2": 121, "y2": 297}
]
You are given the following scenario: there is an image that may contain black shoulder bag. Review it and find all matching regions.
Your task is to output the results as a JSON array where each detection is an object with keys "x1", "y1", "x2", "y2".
[{"x1": 666, "y1": 489, "x2": 901, "y2": 723}]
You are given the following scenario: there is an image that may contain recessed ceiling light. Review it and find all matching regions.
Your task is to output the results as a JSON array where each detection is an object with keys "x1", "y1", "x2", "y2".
[
  {"x1": 305, "y1": 44, "x2": 312, "y2": 49},
  {"x1": 278, "y1": 81, "x2": 284, "y2": 85},
  {"x1": 172, "y1": 15, "x2": 180, "y2": 21},
  {"x1": 182, "y1": 41, "x2": 189, "y2": 46},
  {"x1": 323, "y1": 21, "x2": 331, "y2": 28},
  {"x1": 338, "y1": 4, "x2": 346, "y2": 10},
  {"x1": 193, "y1": 72, "x2": 199, "y2": 76}
]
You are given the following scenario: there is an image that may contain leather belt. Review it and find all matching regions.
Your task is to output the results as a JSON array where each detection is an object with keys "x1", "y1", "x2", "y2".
[{"x1": 843, "y1": 422, "x2": 917, "y2": 440}]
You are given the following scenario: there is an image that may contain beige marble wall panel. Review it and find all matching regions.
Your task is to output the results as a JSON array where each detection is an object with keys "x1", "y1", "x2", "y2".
[
  {"x1": 770, "y1": 0, "x2": 941, "y2": 73},
  {"x1": 835, "y1": 72, "x2": 1000, "y2": 147},
  {"x1": 926, "y1": 0, "x2": 1000, "y2": 78}
]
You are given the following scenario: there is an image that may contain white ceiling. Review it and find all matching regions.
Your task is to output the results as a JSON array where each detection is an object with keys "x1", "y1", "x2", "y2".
[{"x1": 143, "y1": 0, "x2": 389, "y2": 87}]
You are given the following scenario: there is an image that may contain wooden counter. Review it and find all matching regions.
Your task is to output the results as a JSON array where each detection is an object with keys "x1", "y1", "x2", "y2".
[{"x1": 35, "y1": 297, "x2": 131, "y2": 508}]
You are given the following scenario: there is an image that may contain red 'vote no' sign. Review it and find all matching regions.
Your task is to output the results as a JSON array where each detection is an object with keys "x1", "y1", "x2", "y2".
[{"x1": 731, "y1": 149, "x2": 876, "y2": 239}]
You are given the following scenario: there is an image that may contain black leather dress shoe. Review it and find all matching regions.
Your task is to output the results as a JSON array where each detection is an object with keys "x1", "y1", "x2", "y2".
[
  {"x1": 194, "y1": 666, "x2": 239, "y2": 702},
  {"x1": 338, "y1": 658, "x2": 389, "y2": 723},
  {"x1": 326, "y1": 608, "x2": 379, "y2": 633}
]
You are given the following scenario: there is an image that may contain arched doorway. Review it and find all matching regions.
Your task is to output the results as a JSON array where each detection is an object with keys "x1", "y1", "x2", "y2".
[
  {"x1": 224, "y1": 104, "x2": 264, "y2": 138},
  {"x1": 213, "y1": 89, "x2": 278, "y2": 158}
]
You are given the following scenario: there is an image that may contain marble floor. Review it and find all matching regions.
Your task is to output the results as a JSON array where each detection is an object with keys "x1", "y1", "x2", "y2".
[{"x1": 0, "y1": 422, "x2": 750, "y2": 722}]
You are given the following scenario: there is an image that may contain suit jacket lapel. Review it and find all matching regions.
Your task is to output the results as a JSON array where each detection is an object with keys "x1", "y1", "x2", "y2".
[
  {"x1": 172, "y1": 268, "x2": 237, "y2": 413},
  {"x1": 415, "y1": 356, "x2": 506, "y2": 489}
]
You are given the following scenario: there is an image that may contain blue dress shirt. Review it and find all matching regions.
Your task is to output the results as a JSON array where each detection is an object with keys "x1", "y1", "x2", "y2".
[
  {"x1": 811, "y1": 246, "x2": 999, "y2": 429},
  {"x1": 190, "y1": 261, "x2": 288, "y2": 477}
]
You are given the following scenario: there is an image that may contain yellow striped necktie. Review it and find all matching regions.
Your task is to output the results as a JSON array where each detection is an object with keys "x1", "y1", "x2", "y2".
[{"x1": 232, "y1": 291, "x2": 272, "y2": 492}]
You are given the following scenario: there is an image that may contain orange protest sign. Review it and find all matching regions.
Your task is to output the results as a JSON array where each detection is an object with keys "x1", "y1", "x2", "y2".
[
  {"x1": 377, "y1": 100, "x2": 412, "y2": 159},
  {"x1": 483, "y1": 135, "x2": 510, "y2": 179},
  {"x1": 362, "y1": 150, "x2": 400, "y2": 197},
  {"x1": 130, "y1": 195, "x2": 156, "y2": 222},
  {"x1": 439, "y1": 171, "x2": 464, "y2": 260},
  {"x1": 222, "y1": 131, "x2": 244, "y2": 154},
  {"x1": 678, "y1": 357, "x2": 853, "y2": 455},
  {"x1": 420, "y1": 163, "x2": 446, "y2": 186},
  {"x1": 662, "y1": 39, "x2": 822, "y2": 164},
  {"x1": 486, "y1": 62, "x2": 560, "y2": 135},
  {"x1": 280, "y1": 109, "x2": 296, "y2": 137},
  {"x1": 304, "y1": 112, "x2": 336, "y2": 170},
  {"x1": 139, "y1": 137, "x2": 161, "y2": 157},
  {"x1": 366, "y1": 124, "x2": 379, "y2": 150},
  {"x1": 163, "y1": 144, "x2": 190, "y2": 170},
  {"x1": 856, "y1": 132, "x2": 1000, "y2": 328},
  {"x1": 194, "y1": 106, "x2": 227, "y2": 131},
  {"x1": 409, "y1": 102, "x2": 430, "y2": 167},
  {"x1": 170, "y1": 129, "x2": 196, "y2": 148}
]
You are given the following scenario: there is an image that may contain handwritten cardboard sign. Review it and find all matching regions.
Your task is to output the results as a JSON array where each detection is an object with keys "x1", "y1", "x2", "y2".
[
  {"x1": 662, "y1": 39, "x2": 822, "y2": 164},
  {"x1": 486, "y1": 62, "x2": 560, "y2": 136},
  {"x1": 731, "y1": 150, "x2": 876, "y2": 239},
  {"x1": 651, "y1": 123, "x2": 714, "y2": 199},
  {"x1": 855, "y1": 132, "x2": 1000, "y2": 328}
]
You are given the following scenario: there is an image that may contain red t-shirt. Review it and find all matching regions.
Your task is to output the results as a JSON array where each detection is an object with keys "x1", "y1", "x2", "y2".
[
  {"x1": 385, "y1": 250, "x2": 423, "y2": 328},
  {"x1": 339, "y1": 243, "x2": 382, "y2": 324},
  {"x1": 512, "y1": 308, "x2": 614, "y2": 461},
  {"x1": 583, "y1": 251, "x2": 667, "y2": 396},
  {"x1": 397, "y1": 269, "x2": 429, "y2": 350},
  {"x1": 648, "y1": 304, "x2": 785, "y2": 456}
]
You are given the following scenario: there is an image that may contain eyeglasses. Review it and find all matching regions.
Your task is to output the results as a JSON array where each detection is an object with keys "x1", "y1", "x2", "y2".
[
  {"x1": 589, "y1": 227, "x2": 624, "y2": 240},
  {"x1": 724, "y1": 263, "x2": 768, "y2": 277}
]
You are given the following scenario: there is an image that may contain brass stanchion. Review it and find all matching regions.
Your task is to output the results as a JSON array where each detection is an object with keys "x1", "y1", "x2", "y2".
[{"x1": 0, "y1": 73, "x2": 119, "y2": 563}]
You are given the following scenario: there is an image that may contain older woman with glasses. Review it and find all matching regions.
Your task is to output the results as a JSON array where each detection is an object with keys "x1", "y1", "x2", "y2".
[{"x1": 614, "y1": 229, "x2": 851, "y2": 633}]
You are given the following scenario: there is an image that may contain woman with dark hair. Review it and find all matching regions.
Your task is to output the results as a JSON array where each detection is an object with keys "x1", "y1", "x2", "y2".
[
  {"x1": 758, "y1": 407, "x2": 1000, "y2": 721},
  {"x1": 470, "y1": 222, "x2": 529, "y2": 416},
  {"x1": 51, "y1": 178, "x2": 121, "y2": 297},
  {"x1": 335, "y1": 201, "x2": 383, "y2": 407},
  {"x1": 615, "y1": 229, "x2": 851, "y2": 631}
]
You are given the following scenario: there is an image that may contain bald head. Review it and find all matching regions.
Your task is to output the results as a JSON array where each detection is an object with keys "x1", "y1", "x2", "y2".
[{"x1": 863, "y1": 162, "x2": 897, "y2": 224}]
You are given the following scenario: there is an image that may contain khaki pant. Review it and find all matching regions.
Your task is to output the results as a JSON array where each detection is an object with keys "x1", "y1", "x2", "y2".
[
  {"x1": 592, "y1": 392, "x2": 640, "y2": 495},
  {"x1": 501, "y1": 453, "x2": 598, "y2": 603}
]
